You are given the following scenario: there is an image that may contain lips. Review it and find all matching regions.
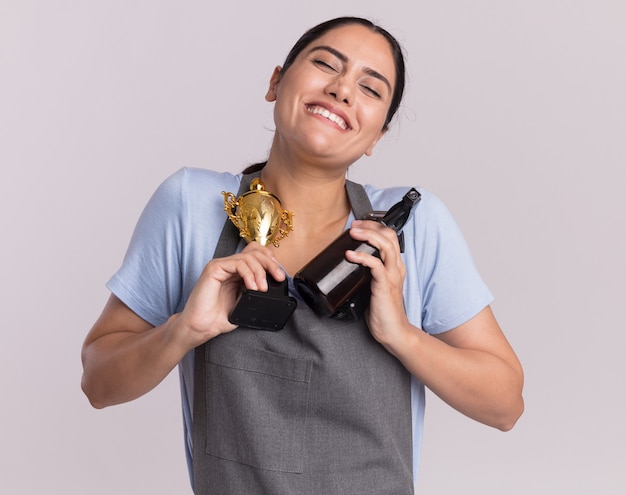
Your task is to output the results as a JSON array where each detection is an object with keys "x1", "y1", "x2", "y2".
[{"x1": 306, "y1": 104, "x2": 351, "y2": 130}]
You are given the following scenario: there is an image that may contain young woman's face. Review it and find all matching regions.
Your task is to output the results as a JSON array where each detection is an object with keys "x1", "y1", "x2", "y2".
[{"x1": 266, "y1": 24, "x2": 396, "y2": 168}]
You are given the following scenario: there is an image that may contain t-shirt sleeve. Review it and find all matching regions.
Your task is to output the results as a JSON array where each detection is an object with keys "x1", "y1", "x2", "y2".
[
  {"x1": 408, "y1": 191, "x2": 494, "y2": 335},
  {"x1": 106, "y1": 169, "x2": 188, "y2": 327}
]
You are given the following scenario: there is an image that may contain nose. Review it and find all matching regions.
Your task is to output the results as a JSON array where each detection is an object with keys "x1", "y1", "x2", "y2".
[{"x1": 325, "y1": 76, "x2": 354, "y2": 106}]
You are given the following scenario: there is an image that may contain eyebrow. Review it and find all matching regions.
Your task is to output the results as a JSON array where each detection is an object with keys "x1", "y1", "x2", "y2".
[{"x1": 306, "y1": 45, "x2": 393, "y2": 95}]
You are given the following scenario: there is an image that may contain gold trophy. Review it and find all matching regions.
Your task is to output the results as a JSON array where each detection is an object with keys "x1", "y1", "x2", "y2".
[{"x1": 221, "y1": 178, "x2": 297, "y2": 331}]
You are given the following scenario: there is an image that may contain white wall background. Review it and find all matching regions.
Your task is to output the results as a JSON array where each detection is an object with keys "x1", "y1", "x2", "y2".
[{"x1": 1, "y1": 1, "x2": 624, "y2": 493}]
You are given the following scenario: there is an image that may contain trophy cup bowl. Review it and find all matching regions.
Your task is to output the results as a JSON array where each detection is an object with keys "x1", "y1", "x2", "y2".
[
  {"x1": 221, "y1": 178, "x2": 296, "y2": 330},
  {"x1": 222, "y1": 178, "x2": 293, "y2": 248}
]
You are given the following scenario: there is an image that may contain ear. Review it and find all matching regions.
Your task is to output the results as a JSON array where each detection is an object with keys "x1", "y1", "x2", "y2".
[
  {"x1": 265, "y1": 66, "x2": 283, "y2": 102},
  {"x1": 364, "y1": 128, "x2": 387, "y2": 156}
]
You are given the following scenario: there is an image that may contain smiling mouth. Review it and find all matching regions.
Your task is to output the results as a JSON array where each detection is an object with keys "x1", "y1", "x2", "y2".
[{"x1": 306, "y1": 105, "x2": 350, "y2": 130}]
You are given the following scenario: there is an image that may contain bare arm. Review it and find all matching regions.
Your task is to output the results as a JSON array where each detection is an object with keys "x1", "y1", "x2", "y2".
[
  {"x1": 81, "y1": 243, "x2": 286, "y2": 408},
  {"x1": 346, "y1": 220, "x2": 524, "y2": 431},
  {"x1": 382, "y1": 307, "x2": 523, "y2": 431},
  {"x1": 80, "y1": 295, "x2": 187, "y2": 408}
]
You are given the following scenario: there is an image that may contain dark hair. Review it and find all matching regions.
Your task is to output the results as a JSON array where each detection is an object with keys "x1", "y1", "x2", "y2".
[
  {"x1": 280, "y1": 17, "x2": 406, "y2": 131},
  {"x1": 243, "y1": 17, "x2": 406, "y2": 175}
]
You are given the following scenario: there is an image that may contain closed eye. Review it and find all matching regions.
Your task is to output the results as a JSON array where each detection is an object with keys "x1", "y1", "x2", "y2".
[
  {"x1": 360, "y1": 84, "x2": 381, "y2": 99},
  {"x1": 312, "y1": 58, "x2": 338, "y2": 72}
]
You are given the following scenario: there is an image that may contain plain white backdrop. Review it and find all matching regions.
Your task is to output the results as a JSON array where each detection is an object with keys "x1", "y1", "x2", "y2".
[{"x1": 1, "y1": 1, "x2": 624, "y2": 493}]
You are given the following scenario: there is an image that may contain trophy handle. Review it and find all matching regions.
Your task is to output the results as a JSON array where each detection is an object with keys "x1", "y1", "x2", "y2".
[
  {"x1": 222, "y1": 191, "x2": 250, "y2": 240},
  {"x1": 270, "y1": 210, "x2": 294, "y2": 247}
]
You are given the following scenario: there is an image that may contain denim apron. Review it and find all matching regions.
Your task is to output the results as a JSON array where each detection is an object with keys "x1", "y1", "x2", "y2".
[{"x1": 193, "y1": 173, "x2": 413, "y2": 494}]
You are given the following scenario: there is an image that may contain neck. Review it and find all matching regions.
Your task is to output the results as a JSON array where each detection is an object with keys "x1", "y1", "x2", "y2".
[{"x1": 259, "y1": 147, "x2": 351, "y2": 221}]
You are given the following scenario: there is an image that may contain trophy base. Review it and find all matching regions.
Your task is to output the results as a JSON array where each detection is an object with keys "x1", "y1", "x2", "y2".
[{"x1": 228, "y1": 277, "x2": 297, "y2": 331}]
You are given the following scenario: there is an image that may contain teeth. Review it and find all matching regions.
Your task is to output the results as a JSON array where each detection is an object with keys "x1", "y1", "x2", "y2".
[{"x1": 307, "y1": 106, "x2": 348, "y2": 130}]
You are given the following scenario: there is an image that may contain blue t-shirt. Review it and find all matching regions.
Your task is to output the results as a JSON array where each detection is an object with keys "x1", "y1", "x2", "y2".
[{"x1": 107, "y1": 167, "x2": 493, "y2": 486}]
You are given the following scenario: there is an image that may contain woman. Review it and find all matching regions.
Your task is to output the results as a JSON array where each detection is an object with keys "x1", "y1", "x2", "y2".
[{"x1": 81, "y1": 17, "x2": 524, "y2": 494}]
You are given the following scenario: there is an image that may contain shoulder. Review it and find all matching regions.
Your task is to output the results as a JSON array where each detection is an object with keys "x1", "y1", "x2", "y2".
[
  {"x1": 160, "y1": 167, "x2": 241, "y2": 195},
  {"x1": 364, "y1": 184, "x2": 493, "y2": 333},
  {"x1": 132, "y1": 167, "x2": 243, "y2": 235},
  {"x1": 363, "y1": 182, "x2": 469, "y2": 259},
  {"x1": 150, "y1": 167, "x2": 241, "y2": 213}
]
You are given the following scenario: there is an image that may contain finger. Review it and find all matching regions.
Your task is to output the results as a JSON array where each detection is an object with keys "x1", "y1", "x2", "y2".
[
  {"x1": 241, "y1": 243, "x2": 287, "y2": 283},
  {"x1": 349, "y1": 221, "x2": 401, "y2": 265},
  {"x1": 236, "y1": 251, "x2": 288, "y2": 290},
  {"x1": 205, "y1": 254, "x2": 266, "y2": 291},
  {"x1": 344, "y1": 247, "x2": 384, "y2": 271},
  {"x1": 235, "y1": 255, "x2": 271, "y2": 291}
]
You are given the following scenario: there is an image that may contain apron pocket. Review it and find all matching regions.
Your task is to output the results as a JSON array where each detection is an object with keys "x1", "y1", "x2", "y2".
[{"x1": 204, "y1": 340, "x2": 312, "y2": 473}]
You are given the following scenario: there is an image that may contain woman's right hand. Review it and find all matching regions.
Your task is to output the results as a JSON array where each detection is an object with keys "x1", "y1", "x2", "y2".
[
  {"x1": 81, "y1": 242, "x2": 284, "y2": 408},
  {"x1": 175, "y1": 242, "x2": 286, "y2": 346}
]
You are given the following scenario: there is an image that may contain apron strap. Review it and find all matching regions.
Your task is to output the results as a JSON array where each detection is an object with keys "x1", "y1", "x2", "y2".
[{"x1": 345, "y1": 179, "x2": 373, "y2": 220}]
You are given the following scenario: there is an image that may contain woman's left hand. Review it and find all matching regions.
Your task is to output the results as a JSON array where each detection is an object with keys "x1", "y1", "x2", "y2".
[{"x1": 345, "y1": 219, "x2": 410, "y2": 348}]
